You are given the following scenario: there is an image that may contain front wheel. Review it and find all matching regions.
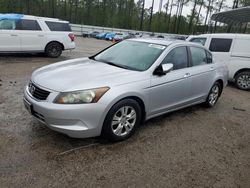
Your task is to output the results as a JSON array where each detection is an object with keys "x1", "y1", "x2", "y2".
[
  {"x1": 101, "y1": 99, "x2": 142, "y2": 142},
  {"x1": 204, "y1": 82, "x2": 222, "y2": 108},
  {"x1": 45, "y1": 42, "x2": 63, "y2": 58},
  {"x1": 235, "y1": 71, "x2": 250, "y2": 90}
]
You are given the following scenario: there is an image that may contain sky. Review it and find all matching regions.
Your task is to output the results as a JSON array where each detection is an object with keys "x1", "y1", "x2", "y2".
[{"x1": 144, "y1": 0, "x2": 235, "y2": 23}]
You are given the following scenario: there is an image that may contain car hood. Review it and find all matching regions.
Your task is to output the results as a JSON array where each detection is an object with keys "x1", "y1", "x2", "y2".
[{"x1": 32, "y1": 58, "x2": 146, "y2": 92}]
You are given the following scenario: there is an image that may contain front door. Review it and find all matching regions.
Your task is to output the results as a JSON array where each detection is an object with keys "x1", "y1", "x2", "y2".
[{"x1": 149, "y1": 46, "x2": 192, "y2": 116}]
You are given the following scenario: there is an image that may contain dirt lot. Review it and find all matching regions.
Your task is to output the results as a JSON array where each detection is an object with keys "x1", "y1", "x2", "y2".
[{"x1": 0, "y1": 38, "x2": 250, "y2": 188}]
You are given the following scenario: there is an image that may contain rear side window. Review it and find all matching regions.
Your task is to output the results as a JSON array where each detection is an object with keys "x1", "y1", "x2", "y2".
[
  {"x1": 0, "y1": 19, "x2": 16, "y2": 30},
  {"x1": 16, "y1": 19, "x2": 41, "y2": 31},
  {"x1": 190, "y1": 37, "x2": 207, "y2": 46},
  {"x1": 45, "y1": 21, "x2": 71, "y2": 31},
  {"x1": 209, "y1": 38, "x2": 232, "y2": 52},
  {"x1": 162, "y1": 46, "x2": 188, "y2": 70},
  {"x1": 190, "y1": 47, "x2": 207, "y2": 66}
]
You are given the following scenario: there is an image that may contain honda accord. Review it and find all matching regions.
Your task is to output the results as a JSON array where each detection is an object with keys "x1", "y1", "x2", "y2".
[{"x1": 24, "y1": 39, "x2": 228, "y2": 141}]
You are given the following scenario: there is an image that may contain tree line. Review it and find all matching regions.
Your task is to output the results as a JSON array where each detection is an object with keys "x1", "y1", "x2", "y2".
[{"x1": 0, "y1": 0, "x2": 249, "y2": 34}]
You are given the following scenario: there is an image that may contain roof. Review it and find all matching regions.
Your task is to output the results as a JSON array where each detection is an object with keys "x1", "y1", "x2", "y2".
[
  {"x1": 194, "y1": 33, "x2": 250, "y2": 38},
  {"x1": 129, "y1": 38, "x2": 178, "y2": 46},
  {"x1": 211, "y1": 6, "x2": 250, "y2": 25}
]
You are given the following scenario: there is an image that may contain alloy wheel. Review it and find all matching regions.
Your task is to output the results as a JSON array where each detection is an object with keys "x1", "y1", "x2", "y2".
[
  {"x1": 208, "y1": 84, "x2": 220, "y2": 106},
  {"x1": 111, "y1": 106, "x2": 137, "y2": 137}
]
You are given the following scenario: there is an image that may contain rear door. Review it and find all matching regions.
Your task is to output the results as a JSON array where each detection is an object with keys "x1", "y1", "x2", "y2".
[
  {"x1": 0, "y1": 19, "x2": 21, "y2": 51},
  {"x1": 17, "y1": 19, "x2": 46, "y2": 51},
  {"x1": 188, "y1": 46, "x2": 216, "y2": 101}
]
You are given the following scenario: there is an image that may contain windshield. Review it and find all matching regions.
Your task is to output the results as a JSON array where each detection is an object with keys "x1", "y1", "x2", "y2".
[{"x1": 94, "y1": 40, "x2": 166, "y2": 71}]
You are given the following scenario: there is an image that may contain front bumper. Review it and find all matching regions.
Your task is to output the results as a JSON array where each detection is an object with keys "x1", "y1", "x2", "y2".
[{"x1": 23, "y1": 86, "x2": 106, "y2": 138}]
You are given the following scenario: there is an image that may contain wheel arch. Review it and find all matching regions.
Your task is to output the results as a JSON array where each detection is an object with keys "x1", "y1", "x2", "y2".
[
  {"x1": 234, "y1": 68, "x2": 250, "y2": 79},
  {"x1": 104, "y1": 95, "x2": 147, "y2": 124},
  {"x1": 45, "y1": 41, "x2": 65, "y2": 51},
  {"x1": 215, "y1": 79, "x2": 224, "y2": 96}
]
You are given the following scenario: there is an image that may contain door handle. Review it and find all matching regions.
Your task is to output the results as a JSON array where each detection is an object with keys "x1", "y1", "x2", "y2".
[
  {"x1": 38, "y1": 35, "x2": 44, "y2": 37},
  {"x1": 184, "y1": 73, "x2": 191, "y2": 78},
  {"x1": 11, "y1": 34, "x2": 18, "y2": 37}
]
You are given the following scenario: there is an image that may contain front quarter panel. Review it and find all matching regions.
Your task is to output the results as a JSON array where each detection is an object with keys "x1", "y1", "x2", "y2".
[{"x1": 98, "y1": 78, "x2": 151, "y2": 123}]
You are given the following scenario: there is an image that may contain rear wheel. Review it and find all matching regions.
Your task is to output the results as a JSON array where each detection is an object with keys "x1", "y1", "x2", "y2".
[
  {"x1": 204, "y1": 82, "x2": 221, "y2": 107},
  {"x1": 101, "y1": 99, "x2": 142, "y2": 142},
  {"x1": 45, "y1": 42, "x2": 63, "y2": 58},
  {"x1": 235, "y1": 71, "x2": 250, "y2": 90}
]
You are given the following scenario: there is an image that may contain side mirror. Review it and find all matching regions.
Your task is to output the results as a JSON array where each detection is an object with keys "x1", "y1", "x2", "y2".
[{"x1": 153, "y1": 64, "x2": 173, "y2": 76}]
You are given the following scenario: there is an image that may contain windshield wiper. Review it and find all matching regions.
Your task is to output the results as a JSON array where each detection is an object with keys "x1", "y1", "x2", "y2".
[{"x1": 104, "y1": 61, "x2": 137, "y2": 71}]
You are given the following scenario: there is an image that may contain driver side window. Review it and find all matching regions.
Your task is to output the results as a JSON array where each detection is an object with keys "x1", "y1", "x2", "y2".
[{"x1": 161, "y1": 46, "x2": 188, "y2": 70}]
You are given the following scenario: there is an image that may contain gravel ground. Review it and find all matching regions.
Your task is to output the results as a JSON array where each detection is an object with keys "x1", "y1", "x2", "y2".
[{"x1": 0, "y1": 38, "x2": 250, "y2": 188}]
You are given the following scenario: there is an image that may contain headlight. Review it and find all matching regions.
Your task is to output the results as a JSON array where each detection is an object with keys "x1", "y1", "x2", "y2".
[{"x1": 55, "y1": 87, "x2": 110, "y2": 104}]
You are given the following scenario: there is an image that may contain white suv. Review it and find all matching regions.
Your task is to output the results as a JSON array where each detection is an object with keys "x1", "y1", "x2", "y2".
[{"x1": 0, "y1": 14, "x2": 75, "y2": 57}]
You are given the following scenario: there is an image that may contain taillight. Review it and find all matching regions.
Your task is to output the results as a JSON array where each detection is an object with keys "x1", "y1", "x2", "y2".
[{"x1": 68, "y1": 33, "x2": 75, "y2": 42}]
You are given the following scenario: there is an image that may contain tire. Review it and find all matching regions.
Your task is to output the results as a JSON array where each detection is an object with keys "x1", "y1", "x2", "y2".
[
  {"x1": 204, "y1": 82, "x2": 222, "y2": 108},
  {"x1": 235, "y1": 71, "x2": 250, "y2": 91},
  {"x1": 45, "y1": 42, "x2": 63, "y2": 58},
  {"x1": 101, "y1": 99, "x2": 142, "y2": 142}
]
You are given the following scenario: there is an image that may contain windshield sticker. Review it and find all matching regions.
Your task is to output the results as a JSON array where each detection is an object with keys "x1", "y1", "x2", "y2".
[{"x1": 148, "y1": 44, "x2": 166, "y2": 50}]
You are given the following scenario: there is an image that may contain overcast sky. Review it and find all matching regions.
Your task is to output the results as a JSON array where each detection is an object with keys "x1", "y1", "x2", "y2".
[{"x1": 144, "y1": 0, "x2": 235, "y2": 23}]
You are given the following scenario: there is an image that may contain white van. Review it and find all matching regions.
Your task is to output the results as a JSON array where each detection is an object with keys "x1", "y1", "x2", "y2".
[
  {"x1": 187, "y1": 33, "x2": 250, "y2": 90},
  {"x1": 0, "y1": 14, "x2": 75, "y2": 57}
]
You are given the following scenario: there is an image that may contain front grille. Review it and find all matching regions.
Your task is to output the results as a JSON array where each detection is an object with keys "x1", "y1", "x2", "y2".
[{"x1": 28, "y1": 82, "x2": 50, "y2": 100}]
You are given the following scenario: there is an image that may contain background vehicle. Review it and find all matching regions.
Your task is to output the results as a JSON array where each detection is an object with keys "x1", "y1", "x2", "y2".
[
  {"x1": 187, "y1": 33, "x2": 250, "y2": 90},
  {"x1": 24, "y1": 39, "x2": 228, "y2": 141},
  {"x1": 113, "y1": 32, "x2": 134, "y2": 42},
  {"x1": 95, "y1": 32, "x2": 107, "y2": 39},
  {"x1": 105, "y1": 32, "x2": 116, "y2": 40},
  {"x1": 82, "y1": 31, "x2": 100, "y2": 38},
  {"x1": 89, "y1": 31, "x2": 100, "y2": 38},
  {"x1": 0, "y1": 13, "x2": 75, "y2": 57}
]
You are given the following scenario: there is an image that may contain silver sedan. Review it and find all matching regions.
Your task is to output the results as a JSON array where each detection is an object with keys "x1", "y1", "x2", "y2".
[{"x1": 24, "y1": 39, "x2": 228, "y2": 141}]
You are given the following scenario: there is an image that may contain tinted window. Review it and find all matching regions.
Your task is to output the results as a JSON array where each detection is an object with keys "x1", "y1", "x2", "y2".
[
  {"x1": 209, "y1": 38, "x2": 232, "y2": 52},
  {"x1": 16, "y1": 19, "x2": 41, "y2": 30},
  {"x1": 190, "y1": 47, "x2": 207, "y2": 66},
  {"x1": 162, "y1": 46, "x2": 188, "y2": 70},
  {"x1": 45, "y1": 21, "x2": 71, "y2": 31},
  {"x1": 0, "y1": 19, "x2": 16, "y2": 30},
  {"x1": 190, "y1": 37, "x2": 206, "y2": 46}
]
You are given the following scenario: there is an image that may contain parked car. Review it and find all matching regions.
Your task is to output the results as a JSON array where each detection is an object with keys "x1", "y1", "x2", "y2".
[
  {"x1": 24, "y1": 39, "x2": 228, "y2": 141},
  {"x1": 95, "y1": 32, "x2": 107, "y2": 39},
  {"x1": 105, "y1": 32, "x2": 116, "y2": 40},
  {"x1": 187, "y1": 33, "x2": 250, "y2": 90},
  {"x1": 113, "y1": 32, "x2": 134, "y2": 42},
  {"x1": 0, "y1": 13, "x2": 75, "y2": 57},
  {"x1": 157, "y1": 35, "x2": 164, "y2": 38},
  {"x1": 89, "y1": 31, "x2": 100, "y2": 38},
  {"x1": 82, "y1": 31, "x2": 90, "y2": 38}
]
